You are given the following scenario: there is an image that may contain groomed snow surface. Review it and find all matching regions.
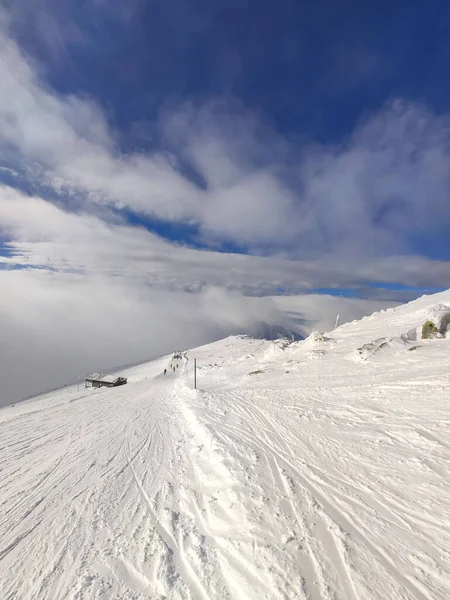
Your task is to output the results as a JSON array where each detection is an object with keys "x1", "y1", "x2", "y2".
[{"x1": 1, "y1": 291, "x2": 450, "y2": 600}]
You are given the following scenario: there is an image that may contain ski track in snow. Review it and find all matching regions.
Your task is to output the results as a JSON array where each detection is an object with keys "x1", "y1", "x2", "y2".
[{"x1": 1, "y1": 291, "x2": 450, "y2": 599}]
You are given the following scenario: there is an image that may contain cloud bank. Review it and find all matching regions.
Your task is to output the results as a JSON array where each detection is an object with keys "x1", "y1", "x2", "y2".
[{"x1": 0, "y1": 271, "x2": 293, "y2": 405}]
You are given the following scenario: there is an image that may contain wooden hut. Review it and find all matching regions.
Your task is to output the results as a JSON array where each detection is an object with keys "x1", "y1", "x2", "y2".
[{"x1": 85, "y1": 373, "x2": 127, "y2": 389}]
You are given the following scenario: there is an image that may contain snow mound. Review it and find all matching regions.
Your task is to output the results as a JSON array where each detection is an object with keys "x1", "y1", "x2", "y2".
[
  {"x1": 403, "y1": 303, "x2": 450, "y2": 340},
  {"x1": 301, "y1": 330, "x2": 336, "y2": 349},
  {"x1": 355, "y1": 336, "x2": 411, "y2": 361},
  {"x1": 290, "y1": 330, "x2": 337, "y2": 360},
  {"x1": 305, "y1": 330, "x2": 327, "y2": 343},
  {"x1": 261, "y1": 342, "x2": 287, "y2": 362},
  {"x1": 426, "y1": 303, "x2": 450, "y2": 335}
]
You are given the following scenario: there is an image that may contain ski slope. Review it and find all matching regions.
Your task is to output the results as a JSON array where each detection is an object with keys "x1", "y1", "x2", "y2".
[{"x1": 1, "y1": 291, "x2": 450, "y2": 599}]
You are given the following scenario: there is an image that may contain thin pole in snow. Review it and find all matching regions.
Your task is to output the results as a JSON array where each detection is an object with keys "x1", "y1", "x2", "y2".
[
  {"x1": 335, "y1": 314, "x2": 340, "y2": 329},
  {"x1": 194, "y1": 358, "x2": 197, "y2": 390}
]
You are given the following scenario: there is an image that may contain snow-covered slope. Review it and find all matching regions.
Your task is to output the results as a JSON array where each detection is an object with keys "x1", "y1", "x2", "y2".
[{"x1": 1, "y1": 291, "x2": 450, "y2": 599}]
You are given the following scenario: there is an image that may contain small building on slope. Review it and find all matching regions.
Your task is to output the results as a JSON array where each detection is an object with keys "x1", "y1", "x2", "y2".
[{"x1": 85, "y1": 373, "x2": 127, "y2": 389}]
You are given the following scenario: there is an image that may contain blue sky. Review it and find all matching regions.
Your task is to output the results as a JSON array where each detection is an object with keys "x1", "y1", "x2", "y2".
[{"x1": 9, "y1": 0, "x2": 450, "y2": 143}]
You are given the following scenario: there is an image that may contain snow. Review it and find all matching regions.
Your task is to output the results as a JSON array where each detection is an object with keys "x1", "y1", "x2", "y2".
[
  {"x1": 424, "y1": 304, "x2": 450, "y2": 335},
  {"x1": 1, "y1": 291, "x2": 450, "y2": 599}
]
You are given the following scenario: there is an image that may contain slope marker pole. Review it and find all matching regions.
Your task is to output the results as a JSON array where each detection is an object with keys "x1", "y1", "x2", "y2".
[{"x1": 194, "y1": 358, "x2": 197, "y2": 390}]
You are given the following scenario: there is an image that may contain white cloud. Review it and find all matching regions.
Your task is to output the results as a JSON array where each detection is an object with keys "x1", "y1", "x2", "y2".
[
  {"x1": 297, "y1": 100, "x2": 450, "y2": 258},
  {"x1": 2, "y1": 186, "x2": 449, "y2": 293}
]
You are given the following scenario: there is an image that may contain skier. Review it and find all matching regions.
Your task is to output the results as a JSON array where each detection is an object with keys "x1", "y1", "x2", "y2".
[{"x1": 164, "y1": 369, "x2": 166, "y2": 375}]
